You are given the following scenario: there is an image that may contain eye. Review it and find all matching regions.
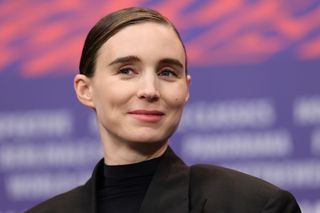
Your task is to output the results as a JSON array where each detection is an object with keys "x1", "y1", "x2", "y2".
[
  {"x1": 159, "y1": 69, "x2": 177, "y2": 78},
  {"x1": 119, "y1": 67, "x2": 135, "y2": 75}
]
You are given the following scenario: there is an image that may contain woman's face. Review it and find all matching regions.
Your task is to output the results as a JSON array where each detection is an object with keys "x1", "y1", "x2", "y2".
[{"x1": 87, "y1": 22, "x2": 190, "y2": 144}]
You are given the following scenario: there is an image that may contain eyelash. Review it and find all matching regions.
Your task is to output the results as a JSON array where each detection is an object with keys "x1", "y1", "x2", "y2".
[
  {"x1": 119, "y1": 67, "x2": 135, "y2": 75},
  {"x1": 117, "y1": 67, "x2": 178, "y2": 79},
  {"x1": 159, "y1": 69, "x2": 177, "y2": 77}
]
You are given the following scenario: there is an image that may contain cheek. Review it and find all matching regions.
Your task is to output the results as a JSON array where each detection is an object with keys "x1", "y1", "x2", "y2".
[
  {"x1": 94, "y1": 81, "x2": 134, "y2": 107},
  {"x1": 173, "y1": 97, "x2": 185, "y2": 106},
  {"x1": 166, "y1": 87, "x2": 188, "y2": 109},
  {"x1": 166, "y1": 90, "x2": 188, "y2": 109},
  {"x1": 177, "y1": 84, "x2": 189, "y2": 103}
]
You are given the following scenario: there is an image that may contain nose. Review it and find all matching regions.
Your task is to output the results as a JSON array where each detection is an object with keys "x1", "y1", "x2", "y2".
[{"x1": 137, "y1": 71, "x2": 160, "y2": 102}]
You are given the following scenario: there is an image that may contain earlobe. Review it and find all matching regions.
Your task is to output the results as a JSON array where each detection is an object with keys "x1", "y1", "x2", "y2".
[
  {"x1": 74, "y1": 74, "x2": 95, "y2": 108},
  {"x1": 185, "y1": 74, "x2": 191, "y2": 102}
]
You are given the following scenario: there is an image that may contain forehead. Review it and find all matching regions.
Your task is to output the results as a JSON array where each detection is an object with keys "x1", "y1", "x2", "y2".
[{"x1": 97, "y1": 22, "x2": 185, "y2": 63}]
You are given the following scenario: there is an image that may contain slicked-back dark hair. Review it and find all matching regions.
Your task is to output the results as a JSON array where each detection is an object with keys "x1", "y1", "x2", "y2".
[{"x1": 79, "y1": 7, "x2": 187, "y2": 77}]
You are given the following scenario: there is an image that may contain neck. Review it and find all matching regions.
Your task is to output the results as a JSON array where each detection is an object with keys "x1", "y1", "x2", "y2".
[{"x1": 101, "y1": 133, "x2": 168, "y2": 166}]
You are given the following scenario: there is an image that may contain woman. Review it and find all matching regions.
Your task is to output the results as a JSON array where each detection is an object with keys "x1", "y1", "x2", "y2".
[{"x1": 27, "y1": 7, "x2": 301, "y2": 213}]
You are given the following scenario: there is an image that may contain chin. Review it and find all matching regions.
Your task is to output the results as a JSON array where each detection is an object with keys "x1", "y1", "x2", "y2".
[
  {"x1": 128, "y1": 136, "x2": 167, "y2": 144},
  {"x1": 123, "y1": 130, "x2": 169, "y2": 143}
]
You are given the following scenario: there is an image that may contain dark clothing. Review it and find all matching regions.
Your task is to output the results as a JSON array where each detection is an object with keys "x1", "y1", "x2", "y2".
[
  {"x1": 26, "y1": 147, "x2": 301, "y2": 213},
  {"x1": 98, "y1": 157, "x2": 160, "y2": 213}
]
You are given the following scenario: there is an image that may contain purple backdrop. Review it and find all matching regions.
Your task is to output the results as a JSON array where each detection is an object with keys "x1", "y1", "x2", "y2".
[{"x1": 1, "y1": 0, "x2": 320, "y2": 212}]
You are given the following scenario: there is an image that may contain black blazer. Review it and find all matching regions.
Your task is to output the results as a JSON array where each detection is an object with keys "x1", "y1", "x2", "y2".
[{"x1": 26, "y1": 147, "x2": 301, "y2": 213}]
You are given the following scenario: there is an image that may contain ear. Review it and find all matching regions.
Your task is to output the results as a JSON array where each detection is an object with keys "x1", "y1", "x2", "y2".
[
  {"x1": 74, "y1": 74, "x2": 95, "y2": 108},
  {"x1": 185, "y1": 74, "x2": 191, "y2": 103}
]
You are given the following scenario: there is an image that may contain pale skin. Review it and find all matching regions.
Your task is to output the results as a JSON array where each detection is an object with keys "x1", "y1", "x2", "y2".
[{"x1": 74, "y1": 22, "x2": 191, "y2": 165}]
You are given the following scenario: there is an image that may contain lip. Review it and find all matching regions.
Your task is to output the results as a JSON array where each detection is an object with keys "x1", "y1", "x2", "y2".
[{"x1": 128, "y1": 109, "x2": 164, "y2": 122}]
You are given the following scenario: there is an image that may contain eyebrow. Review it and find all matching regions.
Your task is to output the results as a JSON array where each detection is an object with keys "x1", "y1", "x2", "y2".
[
  {"x1": 108, "y1": 55, "x2": 184, "y2": 69},
  {"x1": 158, "y1": 58, "x2": 184, "y2": 69},
  {"x1": 108, "y1": 56, "x2": 141, "y2": 66}
]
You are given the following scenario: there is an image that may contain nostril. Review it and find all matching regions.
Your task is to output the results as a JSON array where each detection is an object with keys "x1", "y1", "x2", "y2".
[
  {"x1": 138, "y1": 92, "x2": 160, "y2": 102},
  {"x1": 137, "y1": 75, "x2": 160, "y2": 101},
  {"x1": 137, "y1": 89, "x2": 160, "y2": 102},
  {"x1": 146, "y1": 95, "x2": 159, "y2": 102}
]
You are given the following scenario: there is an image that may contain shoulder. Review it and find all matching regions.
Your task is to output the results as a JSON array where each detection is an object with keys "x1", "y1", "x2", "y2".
[
  {"x1": 189, "y1": 164, "x2": 301, "y2": 212},
  {"x1": 25, "y1": 159, "x2": 103, "y2": 213},
  {"x1": 25, "y1": 184, "x2": 90, "y2": 213},
  {"x1": 190, "y1": 164, "x2": 279, "y2": 193}
]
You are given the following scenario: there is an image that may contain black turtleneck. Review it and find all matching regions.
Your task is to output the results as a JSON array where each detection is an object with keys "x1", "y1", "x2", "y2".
[{"x1": 97, "y1": 156, "x2": 161, "y2": 213}]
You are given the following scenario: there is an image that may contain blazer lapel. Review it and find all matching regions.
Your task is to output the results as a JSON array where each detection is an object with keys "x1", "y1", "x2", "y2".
[
  {"x1": 82, "y1": 159, "x2": 105, "y2": 213},
  {"x1": 139, "y1": 147, "x2": 190, "y2": 213}
]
